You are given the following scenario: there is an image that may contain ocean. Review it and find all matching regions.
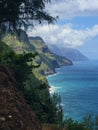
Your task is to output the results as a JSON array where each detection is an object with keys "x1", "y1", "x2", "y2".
[{"x1": 47, "y1": 60, "x2": 98, "y2": 121}]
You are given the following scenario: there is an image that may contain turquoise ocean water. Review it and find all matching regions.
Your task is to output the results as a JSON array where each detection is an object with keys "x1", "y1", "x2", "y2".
[{"x1": 47, "y1": 60, "x2": 98, "y2": 121}]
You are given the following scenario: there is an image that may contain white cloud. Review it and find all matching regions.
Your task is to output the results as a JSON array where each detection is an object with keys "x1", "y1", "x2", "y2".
[
  {"x1": 46, "y1": 0, "x2": 98, "y2": 19},
  {"x1": 28, "y1": 24, "x2": 98, "y2": 48}
]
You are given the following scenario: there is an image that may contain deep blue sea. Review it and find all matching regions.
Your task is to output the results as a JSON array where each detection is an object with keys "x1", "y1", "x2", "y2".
[{"x1": 47, "y1": 60, "x2": 98, "y2": 121}]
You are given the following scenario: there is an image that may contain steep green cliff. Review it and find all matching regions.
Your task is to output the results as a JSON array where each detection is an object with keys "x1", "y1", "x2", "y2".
[
  {"x1": 0, "y1": 40, "x2": 63, "y2": 124},
  {"x1": 1, "y1": 30, "x2": 66, "y2": 124},
  {"x1": 3, "y1": 31, "x2": 72, "y2": 75},
  {"x1": 29, "y1": 36, "x2": 72, "y2": 75},
  {"x1": 1, "y1": 31, "x2": 73, "y2": 124}
]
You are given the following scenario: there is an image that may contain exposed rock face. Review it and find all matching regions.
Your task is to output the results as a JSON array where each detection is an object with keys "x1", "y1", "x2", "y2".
[{"x1": 0, "y1": 65, "x2": 42, "y2": 130}]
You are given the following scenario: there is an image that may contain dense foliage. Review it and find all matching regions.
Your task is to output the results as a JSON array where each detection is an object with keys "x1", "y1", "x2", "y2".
[
  {"x1": 60, "y1": 114, "x2": 98, "y2": 130},
  {"x1": 0, "y1": 0, "x2": 55, "y2": 33},
  {"x1": 0, "y1": 50, "x2": 37, "y2": 83},
  {"x1": 0, "y1": 43, "x2": 98, "y2": 129},
  {"x1": 0, "y1": 0, "x2": 97, "y2": 127},
  {"x1": 0, "y1": 42, "x2": 63, "y2": 124}
]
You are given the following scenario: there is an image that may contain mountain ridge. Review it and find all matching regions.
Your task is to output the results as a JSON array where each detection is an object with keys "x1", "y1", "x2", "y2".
[
  {"x1": 3, "y1": 31, "x2": 73, "y2": 75},
  {"x1": 48, "y1": 45, "x2": 88, "y2": 61}
]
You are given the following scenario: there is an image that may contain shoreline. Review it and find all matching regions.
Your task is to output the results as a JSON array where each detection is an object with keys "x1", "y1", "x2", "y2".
[
  {"x1": 45, "y1": 63, "x2": 73, "y2": 77},
  {"x1": 46, "y1": 64, "x2": 73, "y2": 94},
  {"x1": 49, "y1": 86, "x2": 57, "y2": 94},
  {"x1": 46, "y1": 72, "x2": 58, "y2": 78},
  {"x1": 46, "y1": 70, "x2": 57, "y2": 94}
]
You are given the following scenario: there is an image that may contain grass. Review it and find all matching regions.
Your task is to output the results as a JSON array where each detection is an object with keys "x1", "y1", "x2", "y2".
[{"x1": 42, "y1": 124, "x2": 62, "y2": 130}]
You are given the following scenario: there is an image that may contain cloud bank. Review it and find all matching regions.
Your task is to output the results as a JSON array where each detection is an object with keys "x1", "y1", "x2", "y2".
[
  {"x1": 28, "y1": 24, "x2": 98, "y2": 48},
  {"x1": 46, "y1": 0, "x2": 98, "y2": 19},
  {"x1": 27, "y1": 0, "x2": 98, "y2": 49}
]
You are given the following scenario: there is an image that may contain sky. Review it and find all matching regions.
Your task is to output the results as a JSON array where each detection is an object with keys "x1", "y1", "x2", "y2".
[{"x1": 28, "y1": 0, "x2": 98, "y2": 59}]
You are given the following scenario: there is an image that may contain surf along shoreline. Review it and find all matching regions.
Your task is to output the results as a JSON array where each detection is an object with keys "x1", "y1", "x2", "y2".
[{"x1": 46, "y1": 62, "x2": 73, "y2": 93}]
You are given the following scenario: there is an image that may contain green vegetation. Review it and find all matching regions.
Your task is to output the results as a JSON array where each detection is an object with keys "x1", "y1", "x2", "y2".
[
  {"x1": 0, "y1": 37, "x2": 98, "y2": 130},
  {"x1": 60, "y1": 114, "x2": 98, "y2": 130},
  {"x1": 1, "y1": 32, "x2": 96, "y2": 130},
  {"x1": 0, "y1": 0, "x2": 55, "y2": 33},
  {"x1": 0, "y1": 0, "x2": 65, "y2": 128},
  {"x1": 3, "y1": 32, "x2": 72, "y2": 76},
  {"x1": 0, "y1": 40, "x2": 63, "y2": 124},
  {"x1": 29, "y1": 37, "x2": 72, "y2": 75},
  {"x1": 42, "y1": 124, "x2": 61, "y2": 130},
  {"x1": 3, "y1": 31, "x2": 35, "y2": 53},
  {"x1": 0, "y1": 40, "x2": 12, "y2": 53},
  {"x1": 61, "y1": 118, "x2": 88, "y2": 130},
  {"x1": 0, "y1": 0, "x2": 97, "y2": 129},
  {"x1": 0, "y1": 32, "x2": 72, "y2": 127}
]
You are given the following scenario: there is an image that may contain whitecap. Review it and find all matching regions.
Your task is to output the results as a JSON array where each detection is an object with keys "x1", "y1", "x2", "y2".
[{"x1": 49, "y1": 86, "x2": 62, "y2": 94}]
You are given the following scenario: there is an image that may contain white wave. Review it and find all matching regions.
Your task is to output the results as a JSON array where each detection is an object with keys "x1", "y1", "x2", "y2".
[
  {"x1": 46, "y1": 72, "x2": 60, "y2": 78},
  {"x1": 49, "y1": 86, "x2": 61, "y2": 94},
  {"x1": 61, "y1": 103, "x2": 65, "y2": 106},
  {"x1": 49, "y1": 86, "x2": 56, "y2": 94}
]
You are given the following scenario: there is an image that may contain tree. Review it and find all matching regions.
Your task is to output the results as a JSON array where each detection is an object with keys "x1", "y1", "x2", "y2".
[
  {"x1": 0, "y1": 50, "x2": 38, "y2": 85},
  {"x1": 50, "y1": 93, "x2": 63, "y2": 124},
  {"x1": 62, "y1": 118, "x2": 88, "y2": 130},
  {"x1": 82, "y1": 114, "x2": 98, "y2": 130},
  {"x1": 0, "y1": 0, "x2": 56, "y2": 33},
  {"x1": 82, "y1": 114, "x2": 94, "y2": 130}
]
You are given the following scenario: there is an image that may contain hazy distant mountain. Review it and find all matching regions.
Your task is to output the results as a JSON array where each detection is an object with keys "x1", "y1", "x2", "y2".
[{"x1": 49, "y1": 45, "x2": 88, "y2": 61}]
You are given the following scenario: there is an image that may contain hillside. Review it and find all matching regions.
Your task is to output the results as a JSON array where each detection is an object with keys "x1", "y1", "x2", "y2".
[
  {"x1": 3, "y1": 31, "x2": 72, "y2": 75},
  {"x1": 0, "y1": 40, "x2": 53, "y2": 123},
  {"x1": 29, "y1": 36, "x2": 72, "y2": 75},
  {"x1": 49, "y1": 45, "x2": 88, "y2": 61},
  {"x1": 0, "y1": 65, "x2": 41, "y2": 130},
  {"x1": 0, "y1": 33, "x2": 90, "y2": 130},
  {"x1": 1, "y1": 32, "x2": 65, "y2": 124},
  {"x1": 2, "y1": 30, "x2": 35, "y2": 54}
]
